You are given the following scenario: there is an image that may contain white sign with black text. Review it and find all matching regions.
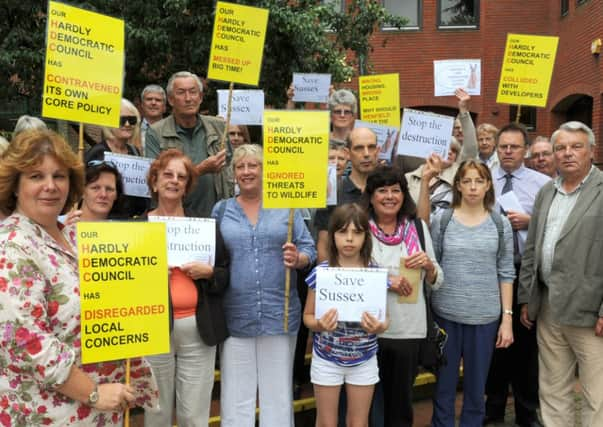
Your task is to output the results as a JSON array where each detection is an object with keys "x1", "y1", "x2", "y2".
[
  {"x1": 396, "y1": 109, "x2": 454, "y2": 159},
  {"x1": 103, "y1": 152, "x2": 152, "y2": 198},
  {"x1": 292, "y1": 73, "x2": 331, "y2": 103},
  {"x1": 217, "y1": 89, "x2": 264, "y2": 125}
]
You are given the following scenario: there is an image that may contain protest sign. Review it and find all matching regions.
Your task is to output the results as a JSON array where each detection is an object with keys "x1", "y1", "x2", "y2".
[
  {"x1": 208, "y1": 1, "x2": 269, "y2": 86},
  {"x1": 315, "y1": 267, "x2": 388, "y2": 322},
  {"x1": 497, "y1": 33, "x2": 559, "y2": 108},
  {"x1": 42, "y1": 1, "x2": 124, "y2": 127},
  {"x1": 292, "y1": 73, "x2": 331, "y2": 103},
  {"x1": 396, "y1": 109, "x2": 454, "y2": 159},
  {"x1": 78, "y1": 222, "x2": 169, "y2": 363},
  {"x1": 354, "y1": 120, "x2": 400, "y2": 162},
  {"x1": 103, "y1": 152, "x2": 152, "y2": 198},
  {"x1": 217, "y1": 89, "x2": 264, "y2": 125},
  {"x1": 359, "y1": 73, "x2": 400, "y2": 128},
  {"x1": 263, "y1": 110, "x2": 330, "y2": 208},
  {"x1": 148, "y1": 216, "x2": 216, "y2": 267},
  {"x1": 434, "y1": 59, "x2": 481, "y2": 96}
]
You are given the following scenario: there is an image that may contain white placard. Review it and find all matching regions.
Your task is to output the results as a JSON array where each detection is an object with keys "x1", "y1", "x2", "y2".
[
  {"x1": 396, "y1": 109, "x2": 454, "y2": 159},
  {"x1": 148, "y1": 216, "x2": 216, "y2": 267},
  {"x1": 498, "y1": 191, "x2": 525, "y2": 214},
  {"x1": 103, "y1": 152, "x2": 152, "y2": 198},
  {"x1": 434, "y1": 59, "x2": 481, "y2": 96},
  {"x1": 355, "y1": 120, "x2": 400, "y2": 161},
  {"x1": 217, "y1": 90, "x2": 264, "y2": 125},
  {"x1": 292, "y1": 73, "x2": 331, "y2": 103},
  {"x1": 315, "y1": 267, "x2": 388, "y2": 322},
  {"x1": 327, "y1": 163, "x2": 337, "y2": 206}
]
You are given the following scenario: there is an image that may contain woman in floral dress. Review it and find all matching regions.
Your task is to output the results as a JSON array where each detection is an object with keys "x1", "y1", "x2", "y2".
[{"x1": 0, "y1": 130, "x2": 158, "y2": 426}]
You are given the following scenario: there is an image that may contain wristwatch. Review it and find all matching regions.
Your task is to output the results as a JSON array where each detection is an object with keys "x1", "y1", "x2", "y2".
[
  {"x1": 87, "y1": 384, "x2": 99, "y2": 407},
  {"x1": 503, "y1": 309, "x2": 513, "y2": 316}
]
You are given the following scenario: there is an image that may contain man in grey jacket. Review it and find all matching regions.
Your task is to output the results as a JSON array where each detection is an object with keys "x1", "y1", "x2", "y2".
[{"x1": 518, "y1": 121, "x2": 603, "y2": 427}]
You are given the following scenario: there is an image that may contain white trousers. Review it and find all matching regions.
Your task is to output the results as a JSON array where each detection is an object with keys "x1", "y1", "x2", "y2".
[
  {"x1": 220, "y1": 335, "x2": 296, "y2": 427},
  {"x1": 537, "y1": 297, "x2": 603, "y2": 427},
  {"x1": 144, "y1": 316, "x2": 216, "y2": 427}
]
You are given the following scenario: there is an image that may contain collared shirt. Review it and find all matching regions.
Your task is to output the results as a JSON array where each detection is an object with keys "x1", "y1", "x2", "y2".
[
  {"x1": 493, "y1": 165, "x2": 550, "y2": 254},
  {"x1": 314, "y1": 175, "x2": 363, "y2": 232},
  {"x1": 540, "y1": 166, "x2": 595, "y2": 283},
  {"x1": 212, "y1": 198, "x2": 316, "y2": 337},
  {"x1": 480, "y1": 151, "x2": 499, "y2": 170}
]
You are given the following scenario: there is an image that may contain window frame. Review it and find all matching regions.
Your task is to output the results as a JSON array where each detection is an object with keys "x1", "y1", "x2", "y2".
[
  {"x1": 509, "y1": 106, "x2": 537, "y2": 132},
  {"x1": 381, "y1": 0, "x2": 422, "y2": 31},
  {"x1": 437, "y1": 0, "x2": 480, "y2": 30},
  {"x1": 561, "y1": 0, "x2": 569, "y2": 16}
]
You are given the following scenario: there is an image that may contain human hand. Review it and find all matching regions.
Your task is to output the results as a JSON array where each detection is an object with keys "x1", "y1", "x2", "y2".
[
  {"x1": 95, "y1": 383, "x2": 135, "y2": 412},
  {"x1": 197, "y1": 149, "x2": 227, "y2": 175},
  {"x1": 180, "y1": 262, "x2": 213, "y2": 280},
  {"x1": 64, "y1": 209, "x2": 83, "y2": 226},
  {"x1": 520, "y1": 304, "x2": 533, "y2": 330},
  {"x1": 404, "y1": 251, "x2": 434, "y2": 274},
  {"x1": 507, "y1": 211, "x2": 530, "y2": 231},
  {"x1": 496, "y1": 316, "x2": 514, "y2": 348},
  {"x1": 455, "y1": 88, "x2": 470, "y2": 113},
  {"x1": 422, "y1": 154, "x2": 442, "y2": 182},
  {"x1": 317, "y1": 308, "x2": 338, "y2": 332},
  {"x1": 389, "y1": 275, "x2": 412, "y2": 297},
  {"x1": 361, "y1": 312, "x2": 387, "y2": 334},
  {"x1": 282, "y1": 242, "x2": 299, "y2": 269},
  {"x1": 595, "y1": 317, "x2": 603, "y2": 337}
]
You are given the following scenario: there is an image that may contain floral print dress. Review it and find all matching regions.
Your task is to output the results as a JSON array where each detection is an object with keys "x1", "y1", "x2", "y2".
[{"x1": 0, "y1": 213, "x2": 158, "y2": 426}]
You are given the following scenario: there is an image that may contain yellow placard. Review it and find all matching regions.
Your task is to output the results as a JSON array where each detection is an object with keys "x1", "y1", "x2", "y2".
[
  {"x1": 208, "y1": 1, "x2": 269, "y2": 86},
  {"x1": 263, "y1": 110, "x2": 330, "y2": 209},
  {"x1": 42, "y1": 1, "x2": 124, "y2": 127},
  {"x1": 359, "y1": 73, "x2": 400, "y2": 128},
  {"x1": 496, "y1": 33, "x2": 559, "y2": 108},
  {"x1": 77, "y1": 222, "x2": 169, "y2": 364}
]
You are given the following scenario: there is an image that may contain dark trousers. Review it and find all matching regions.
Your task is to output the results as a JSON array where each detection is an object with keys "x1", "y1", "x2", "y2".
[
  {"x1": 432, "y1": 316, "x2": 499, "y2": 427},
  {"x1": 293, "y1": 267, "x2": 311, "y2": 387},
  {"x1": 485, "y1": 275, "x2": 539, "y2": 424},
  {"x1": 376, "y1": 338, "x2": 422, "y2": 427}
]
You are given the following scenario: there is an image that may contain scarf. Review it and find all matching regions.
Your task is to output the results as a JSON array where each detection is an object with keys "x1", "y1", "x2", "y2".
[{"x1": 369, "y1": 217, "x2": 421, "y2": 255}]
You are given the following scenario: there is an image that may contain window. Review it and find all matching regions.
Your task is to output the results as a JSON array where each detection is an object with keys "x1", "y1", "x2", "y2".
[
  {"x1": 509, "y1": 106, "x2": 537, "y2": 131},
  {"x1": 383, "y1": 0, "x2": 421, "y2": 29},
  {"x1": 561, "y1": 0, "x2": 569, "y2": 15},
  {"x1": 438, "y1": 0, "x2": 479, "y2": 28},
  {"x1": 322, "y1": 0, "x2": 345, "y2": 13},
  {"x1": 576, "y1": 0, "x2": 588, "y2": 5}
]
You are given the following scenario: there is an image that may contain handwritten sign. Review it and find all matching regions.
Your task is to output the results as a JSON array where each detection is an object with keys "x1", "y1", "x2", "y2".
[
  {"x1": 355, "y1": 120, "x2": 400, "y2": 162},
  {"x1": 78, "y1": 222, "x2": 169, "y2": 363},
  {"x1": 263, "y1": 110, "x2": 330, "y2": 208},
  {"x1": 292, "y1": 73, "x2": 331, "y2": 103},
  {"x1": 148, "y1": 216, "x2": 216, "y2": 267},
  {"x1": 434, "y1": 59, "x2": 481, "y2": 96},
  {"x1": 103, "y1": 152, "x2": 152, "y2": 198},
  {"x1": 208, "y1": 1, "x2": 269, "y2": 86},
  {"x1": 496, "y1": 33, "x2": 559, "y2": 107},
  {"x1": 315, "y1": 267, "x2": 388, "y2": 322},
  {"x1": 359, "y1": 73, "x2": 400, "y2": 127},
  {"x1": 42, "y1": 1, "x2": 124, "y2": 127},
  {"x1": 217, "y1": 89, "x2": 264, "y2": 125},
  {"x1": 396, "y1": 109, "x2": 454, "y2": 159}
]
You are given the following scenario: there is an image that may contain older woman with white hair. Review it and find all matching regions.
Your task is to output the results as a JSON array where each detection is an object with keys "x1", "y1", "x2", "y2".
[
  {"x1": 328, "y1": 89, "x2": 357, "y2": 144},
  {"x1": 212, "y1": 144, "x2": 316, "y2": 427},
  {"x1": 84, "y1": 98, "x2": 147, "y2": 217}
]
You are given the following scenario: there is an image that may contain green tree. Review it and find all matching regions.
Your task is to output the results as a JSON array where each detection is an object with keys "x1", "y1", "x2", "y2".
[{"x1": 1, "y1": 0, "x2": 406, "y2": 114}]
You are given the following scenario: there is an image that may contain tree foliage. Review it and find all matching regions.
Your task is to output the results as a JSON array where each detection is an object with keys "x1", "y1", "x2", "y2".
[{"x1": 0, "y1": 0, "x2": 407, "y2": 114}]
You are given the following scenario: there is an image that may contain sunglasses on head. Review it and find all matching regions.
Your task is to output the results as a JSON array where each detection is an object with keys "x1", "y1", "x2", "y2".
[
  {"x1": 88, "y1": 160, "x2": 118, "y2": 169},
  {"x1": 119, "y1": 115, "x2": 138, "y2": 126}
]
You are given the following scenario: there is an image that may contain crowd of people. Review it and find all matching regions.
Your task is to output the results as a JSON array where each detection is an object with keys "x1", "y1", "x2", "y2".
[{"x1": 0, "y1": 69, "x2": 602, "y2": 427}]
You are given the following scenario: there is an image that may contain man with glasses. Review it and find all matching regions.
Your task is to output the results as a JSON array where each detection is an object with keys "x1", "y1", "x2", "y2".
[
  {"x1": 145, "y1": 71, "x2": 233, "y2": 217},
  {"x1": 529, "y1": 136, "x2": 557, "y2": 178},
  {"x1": 485, "y1": 122, "x2": 549, "y2": 427},
  {"x1": 518, "y1": 121, "x2": 603, "y2": 427}
]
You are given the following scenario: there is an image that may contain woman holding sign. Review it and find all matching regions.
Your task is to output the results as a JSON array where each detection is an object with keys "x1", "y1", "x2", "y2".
[
  {"x1": 363, "y1": 166, "x2": 442, "y2": 427},
  {"x1": 212, "y1": 144, "x2": 316, "y2": 427},
  {"x1": 0, "y1": 130, "x2": 158, "y2": 426},
  {"x1": 143, "y1": 149, "x2": 230, "y2": 427},
  {"x1": 429, "y1": 160, "x2": 514, "y2": 427}
]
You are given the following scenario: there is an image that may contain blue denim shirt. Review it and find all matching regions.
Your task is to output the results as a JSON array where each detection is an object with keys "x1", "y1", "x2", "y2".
[{"x1": 212, "y1": 198, "x2": 316, "y2": 337}]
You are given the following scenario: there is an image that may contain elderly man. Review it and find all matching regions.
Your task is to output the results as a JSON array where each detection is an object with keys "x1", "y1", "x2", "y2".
[
  {"x1": 139, "y1": 84, "x2": 167, "y2": 150},
  {"x1": 529, "y1": 136, "x2": 557, "y2": 178},
  {"x1": 485, "y1": 122, "x2": 549, "y2": 427},
  {"x1": 518, "y1": 121, "x2": 603, "y2": 427},
  {"x1": 145, "y1": 71, "x2": 233, "y2": 217}
]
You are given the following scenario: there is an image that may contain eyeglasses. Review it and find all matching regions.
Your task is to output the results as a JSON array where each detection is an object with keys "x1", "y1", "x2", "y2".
[
  {"x1": 119, "y1": 115, "x2": 138, "y2": 126},
  {"x1": 88, "y1": 160, "x2": 118, "y2": 169},
  {"x1": 531, "y1": 151, "x2": 553, "y2": 159},
  {"x1": 498, "y1": 144, "x2": 524, "y2": 152},
  {"x1": 332, "y1": 109, "x2": 353, "y2": 116}
]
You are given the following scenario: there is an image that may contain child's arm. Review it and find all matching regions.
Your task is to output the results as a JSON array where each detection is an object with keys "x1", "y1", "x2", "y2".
[
  {"x1": 303, "y1": 289, "x2": 338, "y2": 332},
  {"x1": 360, "y1": 312, "x2": 390, "y2": 335}
]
